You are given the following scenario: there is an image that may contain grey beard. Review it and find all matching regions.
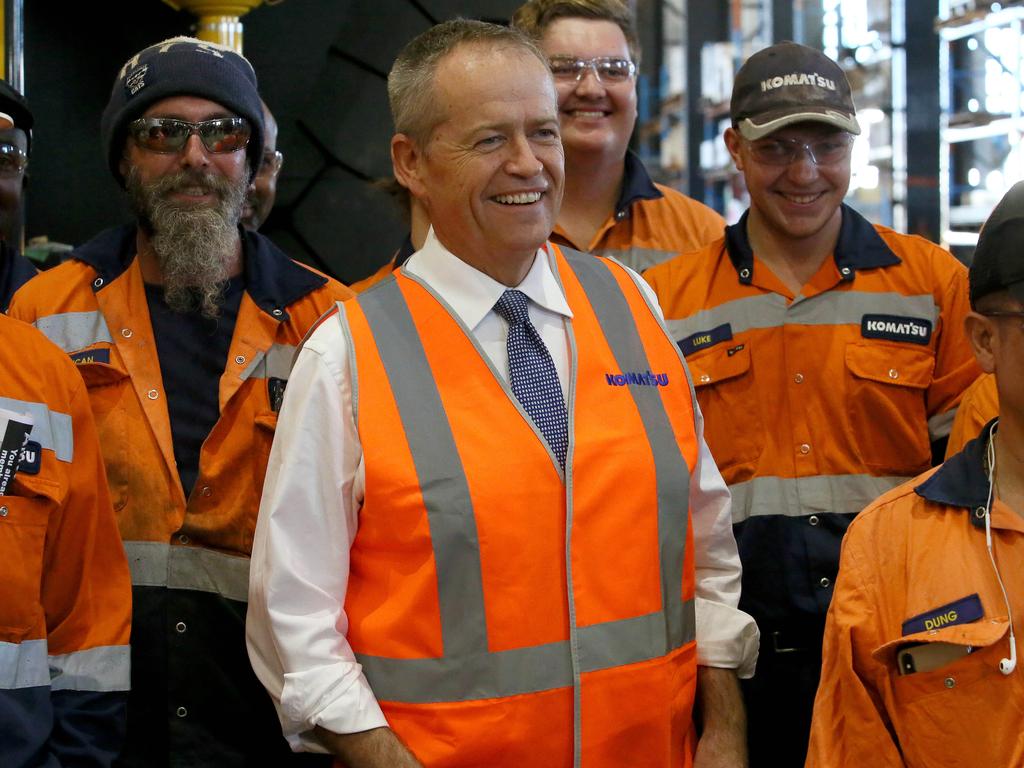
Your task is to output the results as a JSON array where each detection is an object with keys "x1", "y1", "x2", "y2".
[{"x1": 126, "y1": 166, "x2": 248, "y2": 318}]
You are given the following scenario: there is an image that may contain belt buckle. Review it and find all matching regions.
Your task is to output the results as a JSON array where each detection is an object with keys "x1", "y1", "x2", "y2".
[{"x1": 772, "y1": 630, "x2": 805, "y2": 654}]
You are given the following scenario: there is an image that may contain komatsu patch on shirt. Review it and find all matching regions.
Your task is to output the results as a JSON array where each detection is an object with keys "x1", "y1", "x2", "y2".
[
  {"x1": 679, "y1": 323, "x2": 733, "y2": 357},
  {"x1": 902, "y1": 594, "x2": 983, "y2": 635},
  {"x1": 861, "y1": 314, "x2": 932, "y2": 345},
  {"x1": 18, "y1": 440, "x2": 41, "y2": 475}
]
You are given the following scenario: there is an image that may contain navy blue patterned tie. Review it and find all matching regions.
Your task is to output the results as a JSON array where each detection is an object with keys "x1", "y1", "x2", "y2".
[{"x1": 494, "y1": 289, "x2": 568, "y2": 469}]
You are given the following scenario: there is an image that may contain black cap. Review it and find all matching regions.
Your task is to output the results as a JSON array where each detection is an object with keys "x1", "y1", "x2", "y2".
[
  {"x1": 731, "y1": 41, "x2": 860, "y2": 140},
  {"x1": 101, "y1": 36, "x2": 264, "y2": 187},
  {"x1": 970, "y1": 181, "x2": 1024, "y2": 307},
  {"x1": 0, "y1": 80, "x2": 33, "y2": 154}
]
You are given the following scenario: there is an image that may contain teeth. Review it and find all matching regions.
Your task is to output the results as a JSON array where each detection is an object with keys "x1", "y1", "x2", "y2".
[
  {"x1": 494, "y1": 192, "x2": 542, "y2": 205},
  {"x1": 573, "y1": 110, "x2": 606, "y2": 118},
  {"x1": 783, "y1": 193, "x2": 821, "y2": 204}
]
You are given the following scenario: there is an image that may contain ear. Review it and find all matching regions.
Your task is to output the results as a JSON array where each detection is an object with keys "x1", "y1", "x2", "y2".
[
  {"x1": 724, "y1": 127, "x2": 745, "y2": 172},
  {"x1": 964, "y1": 312, "x2": 997, "y2": 374},
  {"x1": 391, "y1": 133, "x2": 427, "y2": 201}
]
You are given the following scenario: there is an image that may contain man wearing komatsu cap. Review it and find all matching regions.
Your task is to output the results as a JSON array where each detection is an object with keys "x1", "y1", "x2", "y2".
[
  {"x1": 643, "y1": 41, "x2": 979, "y2": 766},
  {"x1": 807, "y1": 180, "x2": 1024, "y2": 768},
  {"x1": 9, "y1": 36, "x2": 347, "y2": 766},
  {"x1": 248, "y1": 18, "x2": 757, "y2": 768}
]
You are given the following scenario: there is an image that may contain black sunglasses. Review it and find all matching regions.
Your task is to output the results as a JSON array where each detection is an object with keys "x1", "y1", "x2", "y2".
[{"x1": 128, "y1": 117, "x2": 251, "y2": 154}]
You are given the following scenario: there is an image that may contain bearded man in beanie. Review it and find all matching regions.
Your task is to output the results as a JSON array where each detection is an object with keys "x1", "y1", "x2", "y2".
[{"x1": 9, "y1": 37, "x2": 348, "y2": 766}]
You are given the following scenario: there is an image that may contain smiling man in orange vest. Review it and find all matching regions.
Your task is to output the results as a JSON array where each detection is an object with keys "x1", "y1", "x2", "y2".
[{"x1": 247, "y1": 19, "x2": 757, "y2": 768}]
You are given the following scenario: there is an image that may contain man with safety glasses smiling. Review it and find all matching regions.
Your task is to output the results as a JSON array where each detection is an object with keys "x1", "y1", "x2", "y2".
[
  {"x1": 9, "y1": 37, "x2": 347, "y2": 767},
  {"x1": 0, "y1": 79, "x2": 36, "y2": 312},
  {"x1": 512, "y1": 0, "x2": 725, "y2": 273},
  {"x1": 644, "y1": 42, "x2": 980, "y2": 766}
]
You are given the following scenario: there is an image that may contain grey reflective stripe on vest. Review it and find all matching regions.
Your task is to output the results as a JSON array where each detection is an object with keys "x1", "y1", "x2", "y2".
[
  {"x1": 357, "y1": 279, "x2": 488, "y2": 660},
  {"x1": 595, "y1": 246, "x2": 677, "y2": 273},
  {"x1": 564, "y1": 252, "x2": 694, "y2": 651},
  {"x1": 0, "y1": 396, "x2": 73, "y2": 463},
  {"x1": 0, "y1": 638, "x2": 48, "y2": 689},
  {"x1": 729, "y1": 473, "x2": 913, "y2": 523},
  {"x1": 33, "y1": 310, "x2": 113, "y2": 352},
  {"x1": 49, "y1": 644, "x2": 130, "y2": 692},
  {"x1": 353, "y1": 273, "x2": 696, "y2": 705},
  {"x1": 240, "y1": 343, "x2": 298, "y2": 382},
  {"x1": 123, "y1": 541, "x2": 250, "y2": 602},
  {"x1": 664, "y1": 291, "x2": 940, "y2": 344}
]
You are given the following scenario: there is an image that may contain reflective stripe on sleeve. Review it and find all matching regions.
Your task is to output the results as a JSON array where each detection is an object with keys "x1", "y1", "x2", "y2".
[
  {"x1": 729, "y1": 473, "x2": 913, "y2": 524},
  {"x1": 33, "y1": 311, "x2": 113, "y2": 352},
  {"x1": 123, "y1": 541, "x2": 250, "y2": 602},
  {"x1": 240, "y1": 343, "x2": 299, "y2": 382},
  {"x1": 0, "y1": 396, "x2": 73, "y2": 462},
  {"x1": 665, "y1": 291, "x2": 940, "y2": 344},
  {"x1": 596, "y1": 246, "x2": 677, "y2": 273},
  {"x1": 0, "y1": 639, "x2": 49, "y2": 689},
  {"x1": 928, "y1": 408, "x2": 957, "y2": 442},
  {"x1": 49, "y1": 644, "x2": 130, "y2": 692}
]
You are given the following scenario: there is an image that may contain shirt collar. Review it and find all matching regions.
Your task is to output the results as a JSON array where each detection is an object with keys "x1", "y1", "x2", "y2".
[
  {"x1": 72, "y1": 224, "x2": 326, "y2": 321},
  {"x1": 614, "y1": 150, "x2": 663, "y2": 221},
  {"x1": 404, "y1": 227, "x2": 573, "y2": 331},
  {"x1": 915, "y1": 419, "x2": 998, "y2": 526},
  {"x1": 724, "y1": 204, "x2": 902, "y2": 285}
]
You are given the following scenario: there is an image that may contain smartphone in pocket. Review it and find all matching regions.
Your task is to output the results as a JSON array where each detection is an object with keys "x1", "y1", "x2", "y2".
[{"x1": 897, "y1": 642, "x2": 973, "y2": 675}]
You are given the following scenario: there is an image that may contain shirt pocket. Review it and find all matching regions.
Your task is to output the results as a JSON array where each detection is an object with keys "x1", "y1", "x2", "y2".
[
  {"x1": 0, "y1": 474, "x2": 60, "y2": 639},
  {"x1": 688, "y1": 342, "x2": 763, "y2": 475},
  {"x1": 873, "y1": 621, "x2": 1020, "y2": 766},
  {"x1": 73, "y1": 346, "x2": 131, "y2": 511},
  {"x1": 845, "y1": 342, "x2": 934, "y2": 476}
]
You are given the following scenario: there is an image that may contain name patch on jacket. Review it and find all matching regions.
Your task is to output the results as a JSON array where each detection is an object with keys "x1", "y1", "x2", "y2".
[
  {"x1": 605, "y1": 371, "x2": 669, "y2": 387},
  {"x1": 268, "y1": 377, "x2": 287, "y2": 412},
  {"x1": 861, "y1": 315, "x2": 932, "y2": 345},
  {"x1": 679, "y1": 323, "x2": 732, "y2": 357},
  {"x1": 69, "y1": 348, "x2": 111, "y2": 365},
  {"x1": 902, "y1": 594, "x2": 983, "y2": 635},
  {"x1": 18, "y1": 440, "x2": 41, "y2": 475}
]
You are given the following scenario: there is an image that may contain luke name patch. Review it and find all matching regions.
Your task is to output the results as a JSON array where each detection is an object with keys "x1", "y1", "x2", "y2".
[
  {"x1": 862, "y1": 314, "x2": 932, "y2": 345},
  {"x1": 679, "y1": 323, "x2": 732, "y2": 357},
  {"x1": 902, "y1": 594, "x2": 983, "y2": 635}
]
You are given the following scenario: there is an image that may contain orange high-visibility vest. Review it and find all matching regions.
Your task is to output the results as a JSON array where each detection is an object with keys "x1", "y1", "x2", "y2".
[{"x1": 340, "y1": 245, "x2": 700, "y2": 768}]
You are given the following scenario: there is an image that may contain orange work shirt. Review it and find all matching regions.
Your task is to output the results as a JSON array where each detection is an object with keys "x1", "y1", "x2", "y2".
[
  {"x1": 945, "y1": 372, "x2": 998, "y2": 458},
  {"x1": 808, "y1": 423, "x2": 1024, "y2": 767},
  {"x1": 643, "y1": 205, "x2": 981, "y2": 627},
  {"x1": 551, "y1": 151, "x2": 724, "y2": 272}
]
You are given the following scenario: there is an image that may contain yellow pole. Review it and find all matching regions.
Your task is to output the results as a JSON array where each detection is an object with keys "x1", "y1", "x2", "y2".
[{"x1": 161, "y1": 0, "x2": 264, "y2": 53}]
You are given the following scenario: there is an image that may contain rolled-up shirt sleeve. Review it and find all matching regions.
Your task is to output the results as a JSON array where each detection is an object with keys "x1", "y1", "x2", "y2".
[
  {"x1": 628, "y1": 265, "x2": 760, "y2": 678},
  {"x1": 246, "y1": 313, "x2": 386, "y2": 753},
  {"x1": 690, "y1": 402, "x2": 760, "y2": 678}
]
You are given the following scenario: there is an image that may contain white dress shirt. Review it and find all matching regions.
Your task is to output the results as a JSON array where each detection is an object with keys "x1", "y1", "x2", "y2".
[{"x1": 246, "y1": 229, "x2": 759, "y2": 751}]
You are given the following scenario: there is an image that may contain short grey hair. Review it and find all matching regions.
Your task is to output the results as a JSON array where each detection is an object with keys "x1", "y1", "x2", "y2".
[{"x1": 388, "y1": 19, "x2": 549, "y2": 144}]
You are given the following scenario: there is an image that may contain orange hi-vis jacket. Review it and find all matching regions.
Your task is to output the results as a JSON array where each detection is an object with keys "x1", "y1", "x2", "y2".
[
  {"x1": 807, "y1": 421, "x2": 1024, "y2": 768},
  {"x1": 945, "y1": 373, "x2": 997, "y2": 458},
  {"x1": 550, "y1": 151, "x2": 725, "y2": 273},
  {"x1": 9, "y1": 225, "x2": 349, "y2": 766},
  {"x1": 643, "y1": 206, "x2": 980, "y2": 628},
  {"x1": 0, "y1": 312, "x2": 131, "y2": 766},
  {"x1": 340, "y1": 245, "x2": 700, "y2": 767}
]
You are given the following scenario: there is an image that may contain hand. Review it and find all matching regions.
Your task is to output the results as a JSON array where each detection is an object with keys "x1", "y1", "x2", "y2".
[
  {"x1": 693, "y1": 666, "x2": 748, "y2": 768},
  {"x1": 314, "y1": 725, "x2": 423, "y2": 768}
]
